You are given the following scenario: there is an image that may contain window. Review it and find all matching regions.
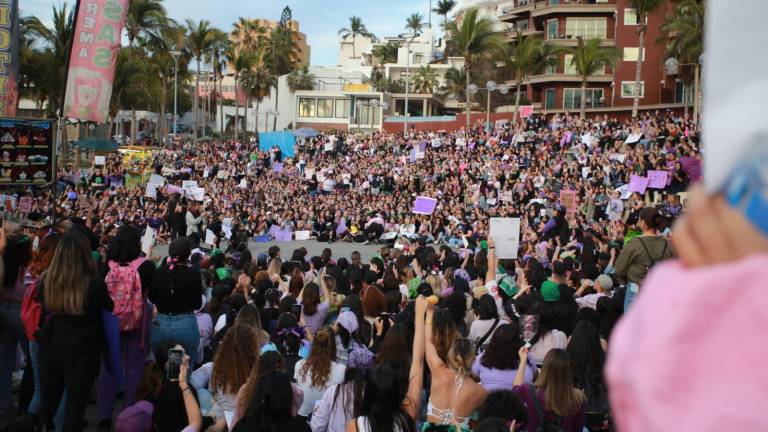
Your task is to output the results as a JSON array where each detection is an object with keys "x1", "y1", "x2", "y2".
[
  {"x1": 564, "y1": 54, "x2": 577, "y2": 75},
  {"x1": 621, "y1": 81, "x2": 645, "y2": 98},
  {"x1": 564, "y1": 88, "x2": 604, "y2": 109},
  {"x1": 565, "y1": 18, "x2": 607, "y2": 39},
  {"x1": 623, "y1": 47, "x2": 646, "y2": 62},
  {"x1": 414, "y1": 53, "x2": 423, "y2": 64},
  {"x1": 624, "y1": 9, "x2": 648, "y2": 25},
  {"x1": 298, "y1": 98, "x2": 316, "y2": 117},
  {"x1": 547, "y1": 19, "x2": 558, "y2": 40},
  {"x1": 545, "y1": 88, "x2": 556, "y2": 109},
  {"x1": 516, "y1": 20, "x2": 529, "y2": 31},
  {"x1": 545, "y1": 63, "x2": 557, "y2": 75},
  {"x1": 335, "y1": 99, "x2": 350, "y2": 118},
  {"x1": 317, "y1": 99, "x2": 334, "y2": 118}
]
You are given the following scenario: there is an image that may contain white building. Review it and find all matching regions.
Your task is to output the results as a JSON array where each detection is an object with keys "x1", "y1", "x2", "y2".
[{"x1": 455, "y1": 0, "x2": 514, "y2": 33}]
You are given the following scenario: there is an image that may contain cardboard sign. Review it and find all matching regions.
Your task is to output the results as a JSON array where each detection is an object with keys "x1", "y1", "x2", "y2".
[
  {"x1": 559, "y1": 190, "x2": 577, "y2": 212},
  {"x1": 412, "y1": 196, "x2": 438, "y2": 215},
  {"x1": 145, "y1": 182, "x2": 161, "y2": 198},
  {"x1": 94, "y1": 156, "x2": 106, "y2": 165},
  {"x1": 294, "y1": 230, "x2": 311, "y2": 241},
  {"x1": 629, "y1": 175, "x2": 650, "y2": 194},
  {"x1": 182, "y1": 180, "x2": 198, "y2": 190},
  {"x1": 646, "y1": 170, "x2": 669, "y2": 189},
  {"x1": 490, "y1": 218, "x2": 521, "y2": 259}
]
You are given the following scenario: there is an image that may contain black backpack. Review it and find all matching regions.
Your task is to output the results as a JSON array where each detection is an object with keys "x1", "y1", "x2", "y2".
[{"x1": 528, "y1": 384, "x2": 566, "y2": 432}]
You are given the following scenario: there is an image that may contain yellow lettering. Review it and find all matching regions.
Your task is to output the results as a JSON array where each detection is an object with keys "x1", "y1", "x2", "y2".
[
  {"x1": 0, "y1": 29, "x2": 9, "y2": 50},
  {"x1": 0, "y1": 77, "x2": 6, "y2": 96},
  {"x1": 0, "y1": 6, "x2": 8, "y2": 26},
  {"x1": 0, "y1": 53, "x2": 8, "y2": 74}
]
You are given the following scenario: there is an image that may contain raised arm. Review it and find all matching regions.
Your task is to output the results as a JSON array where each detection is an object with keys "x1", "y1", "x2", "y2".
[
  {"x1": 513, "y1": 346, "x2": 529, "y2": 386},
  {"x1": 404, "y1": 296, "x2": 427, "y2": 420},
  {"x1": 179, "y1": 358, "x2": 203, "y2": 431},
  {"x1": 485, "y1": 237, "x2": 496, "y2": 284}
]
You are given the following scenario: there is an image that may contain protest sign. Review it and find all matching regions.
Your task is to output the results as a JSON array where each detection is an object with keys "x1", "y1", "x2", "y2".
[
  {"x1": 149, "y1": 174, "x2": 165, "y2": 185},
  {"x1": 489, "y1": 218, "x2": 521, "y2": 259},
  {"x1": 412, "y1": 196, "x2": 438, "y2": 215},
  {"x1": 500, "y1": 191, "x2": 513, "y2": 202},
  {"x1": 145, "y1": 182, "x2": 161, "y2": 198},
  {"x1": 625, "y1": 133, "x2": 642, "y2": 144},
  {"x1": 166, "y1": 184, "x2": 182, "y2": 194},
  {"x1": 629, "y1": 175, "x2": 650, "y2": 194},
  {"x1": 647, "y1": 170, "x2": 669, "y2": 189},
  {"x1": 204, "y1": 229, "x2": 216, "y2": 246},
  {"x1": 182, "y1": 180, "x2": 197, "y2": 190},
  {"x1": 559, "y1": 190, "x2": 577, "y2": 212},
  {"x1": 294, "y1": 230, "x2": 311, "y2": 241},
  {"x1": 581, "y1": 167, "x2": 590, "y2": 179},
  {"x1": 94, "y1": 156, "x2": 105, "y2": 165},
  {"x1": 520, "y1": 106, "x2": 534, "y2": 118},
  {"x1": 616, "y1": 184, "x2": 632, "y2": 200},
  {"x1": 188, "y1": 187, "x2": 205, "y2": 201},
  {"x1": 273, "y1": 162, "x2": 283, "y2": 173},
  {"x1": 18, "y1": 196, "x2": 32, "y2": 213}
]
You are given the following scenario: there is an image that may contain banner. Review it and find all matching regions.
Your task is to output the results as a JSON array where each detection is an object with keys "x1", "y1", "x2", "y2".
[
  {"x1": 63, "y1": 0, "x2": 129, "y2": 122},
  {"x1": 0, "y1": 0, "x2": 19, "y2": 116},
  {"x1": 489, "y1": 218, "x2": 521, "y2": 259},
  {"x1": 559, "y1": 189, "x2": 577, "y2": 213},
  {"x1": 0, "y1": 118, "x2": 54, "y2": 185}
]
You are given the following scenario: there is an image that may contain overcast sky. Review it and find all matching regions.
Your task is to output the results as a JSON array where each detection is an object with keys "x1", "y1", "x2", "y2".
[{"x1": 23, "y1": 0, "x2": 443, "y2": 67}]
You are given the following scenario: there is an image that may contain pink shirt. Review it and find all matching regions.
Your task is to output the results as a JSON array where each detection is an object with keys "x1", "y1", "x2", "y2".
[{"x1": 607, "y1": 254, "x2": 768, "y2": 432}]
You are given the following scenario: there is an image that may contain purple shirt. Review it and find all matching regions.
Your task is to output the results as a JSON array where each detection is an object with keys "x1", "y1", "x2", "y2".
[
  {"x1": 513, "y1": 384, "x2": 585, "y2": 432},
  {"x1": 301, "y1": 300, "x2": 330, "y2": 335},
  {"x1": 472, "y1": 353, "x2": 535, "y2": 392}
]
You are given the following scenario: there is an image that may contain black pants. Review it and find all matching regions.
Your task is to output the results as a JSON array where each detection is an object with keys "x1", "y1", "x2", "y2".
[
  {"x1": 38, "y1": 345, "x2": 101, "y2": 432},
  {"x1": 365, "y1": 223, "x2": 384, "y2": 240}
]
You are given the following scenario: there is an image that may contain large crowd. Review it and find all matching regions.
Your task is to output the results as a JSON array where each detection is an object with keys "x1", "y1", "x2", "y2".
[{"x1": 0, "y1": 110, "x2": 703, "y2": 432}]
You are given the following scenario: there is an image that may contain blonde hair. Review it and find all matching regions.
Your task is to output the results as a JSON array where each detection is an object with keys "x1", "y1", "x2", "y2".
[
  {"x1": 43, "y1": 231, "x2": 95, "y2": 315},
  {"x1": 447, "y1": 338, "x2": 475, "y2": 376},
  {"x1": 426, "y1": 274, "x2": 442, "y2": 297}
]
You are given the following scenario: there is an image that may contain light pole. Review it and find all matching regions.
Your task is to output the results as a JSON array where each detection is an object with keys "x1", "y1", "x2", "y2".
[
  {"x1": 399, "y1": 32, "x2": 421, "y2": 137},
  {"x1": 266, "y1": 109, "x2": 280, "y2": 132},
  {"x1": 469, "y1": 82, "x2": 509, "y2": 134},
  {"x1": 170, "y1": 50, "x2": 182, "y2": 136}
]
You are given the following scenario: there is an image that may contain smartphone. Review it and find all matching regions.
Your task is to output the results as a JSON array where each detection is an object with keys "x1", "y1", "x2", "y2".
[
  {"x1": 291, "y1": 303, "x2": 302, "y2": 317},
  {"x1": 167, "y1": 349, "x2": 184, "y2": 381}
]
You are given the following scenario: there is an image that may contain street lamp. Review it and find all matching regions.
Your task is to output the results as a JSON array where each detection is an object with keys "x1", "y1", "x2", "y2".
[
  {"x1": 664, "y1": 55, "x2": 704, "y2": 125},
  {"x1": 469, "y1": 82, "x2": 510, "y2": 134},
  {"x1": 170, "y1": 50, "x2": 182, "y2": 136},
  {"x1": 399, "y1": 32, "x2": 421, "y2": 137}
]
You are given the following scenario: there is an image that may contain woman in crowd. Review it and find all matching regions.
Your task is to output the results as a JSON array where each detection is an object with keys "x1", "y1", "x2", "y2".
[
  {"x1": 149, "y1": 237, "x2": 203, "y2": 364},
  {"x1": 294, "y1": 329, "x2": 346, "y2": 418},
  {"x1": 37, "y1": 231, "x2": 114, "y2": 432},
  {"x1": 468, "y1": 294, "x2": 505, "y2": 352},
  {"x1": 513, "y1": 348, "x2": 585, "y2": 432},
  {"x1": 311, "y1": 346, "x2": 373, "y2": 432},
  {"x1": 614, "y1": 207, "x2": 674, "y2": 311},
  {"x1": 233, "y1": 371, "x2": 310, "y2": 432},
  {"x1": 96, "y1": 225, "x2": 156, "y2": 428},
  {"x1": 527, "y1": 306, "x2": 568, "y2": 367},
  {"x1": 300, "y1": 281, "x2": 331, "y2": 336},
  {"x1": 472, "y1": 324, "x2": 535, "y2": 392}
]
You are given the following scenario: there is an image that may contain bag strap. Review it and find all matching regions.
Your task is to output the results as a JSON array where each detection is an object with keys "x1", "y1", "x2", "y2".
[
  {"x1": 527, "y1": 384, "x2": 547, "y2": 424},
  {"x1": 475, "y1": 318, "x2": 500, "y2": 353},
  {"x1": 637, "y1": 237, "x2": 655, "y2": 264}
]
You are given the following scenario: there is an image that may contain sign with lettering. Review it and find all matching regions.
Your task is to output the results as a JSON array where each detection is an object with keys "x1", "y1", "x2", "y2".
[
  {"x1": 0, "y1": 0, "x2": 19, "y2": 116},
  {"x1": 0, "y1": 118, "x2": 54, "y2": 185},
  {"x1": 63, "y1": 0, "x2": 129, "y2": 122}
]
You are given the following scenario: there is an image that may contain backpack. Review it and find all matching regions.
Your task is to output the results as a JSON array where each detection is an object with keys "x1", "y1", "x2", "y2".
[
  {"x1": 21, "y1": 276, "x2": 42, "y2": 341},
  {"x1": 637, "y1": 237, "x2": 668, "y2": 280},
  {"x1": 528, "y1": 384, "x2": 566, "y2": 432},
  {"x1": 105, "y1": 258, "x2": 146, "y2": 332}
]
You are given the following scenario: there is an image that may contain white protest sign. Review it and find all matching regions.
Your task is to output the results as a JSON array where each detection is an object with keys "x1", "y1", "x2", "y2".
[
  {"x1": 94, "y1": 156, "x2": 106, "y2": 165},
  {"x1": 149, "y1": 174, "x2": 166, "y2": 185},
  {"x1": 189, "y1": 187, "x2": 205, "y2": 201},
  {"x1": 204, "y1": 229, "x2": 216, "y2": 246},
  {"x1": 489, "y1": 217, "x2": 521, "y2": 259},
  {"x1": 581, "y1": 167, "x2": 590, "y2": 179},
  {"x1": 141, "y1": 226, "x2": 156, "y2": 256},
  {"x1": 624, "y1": 133, "x2": 642, "y2": 144},
  {"x1": 182, "y1": 180, "x2": 198, "y2": 190},
  {"x1": 145, "y1": 183, "x2": 161, "y2": 198},
  {"x1": 294, "y1": 230, "x2": 311, "y2": 241}
]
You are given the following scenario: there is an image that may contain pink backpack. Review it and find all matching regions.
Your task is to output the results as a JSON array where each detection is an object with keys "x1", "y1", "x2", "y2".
[{"x1": 106, "y1": 258, "x2": 145, "y2": 332}]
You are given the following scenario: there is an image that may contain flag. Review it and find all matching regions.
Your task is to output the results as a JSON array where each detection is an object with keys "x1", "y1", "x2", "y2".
[{"x1": 0, "y1": 0, "x2": 19, "y2": 116}]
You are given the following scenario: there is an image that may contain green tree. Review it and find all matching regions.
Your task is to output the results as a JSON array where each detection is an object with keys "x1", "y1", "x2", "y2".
[
  {"x1": 406, "y1": 13, "x2": 425, "y2": 34},
  {"x1": 243, "y1": 47, "x2": 276, "y2": 132},
  {"x1": 412, "y1": 66, "x2": 439, "y2": 94},
  {"x1": 287, "y1": 66, "x2": 316, "y2": 92},
  {"x1": 438, "y1": 67, "x2": 466, "y2": 102},
  {"x1": 502, "y1": 31, "x2": 559, "y2": 122},
  {"x1": 567, "y1": 37, "x2": 619, "y2": 119},
  {"x1": 186, "y1": 19, "x2": 217, "y2": 144},
  {"x1": 338, "y1": 16, "x2": 371, "y2": 59},
  {"x1": 125, "y1": 0, "x2": 169, "y2": 50},
  {"x1": 267, "y1": 10, "x2": 301, "y2": 131},
  {"x1": 433, "y1": 0, "x2": 457, "y2": 30},
  {"x1": 628, "y1": 0, "x2": 665, "y2": 117},
  {"x1": 205, "y1": 29, "x2": 230, "y2": 135},
  {"x1": 371, "y1": 41, "x2": 400, "y2": 65},
  {"x1": 445, "y1": 8, "x2": 505, "y2": 129},
  {"x1": 659, "y1": 0, "x2": 704, "y2": 64},
  {"x1": 225, "y1": 46, "x2": 254, "y2": 141}
]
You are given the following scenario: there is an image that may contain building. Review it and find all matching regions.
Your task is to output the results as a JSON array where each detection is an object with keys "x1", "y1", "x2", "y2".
[
  {"x1": 498, "y1": 0, "x2": 692, "y2": 114},
  {"x1": 455, "y1": 0, "x2": 513, "y2": 32}
]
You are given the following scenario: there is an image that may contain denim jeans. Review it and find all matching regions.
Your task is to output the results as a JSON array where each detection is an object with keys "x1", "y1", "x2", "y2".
[
  {"x1": 624, "y1": 282, "x2": 640, "y2": 312},
  {"x1": 0, "y1": 302, "x2": 27, "y2": 413},
  {"x1": 150, "y1": 314, "x2": 200, "y2": 365},
  {"x1": 96, "y1": 329, "x2": 146, "y2": 421},
  {"x1": 28, "y1": 341, "x2": 66, "y2": 428}
]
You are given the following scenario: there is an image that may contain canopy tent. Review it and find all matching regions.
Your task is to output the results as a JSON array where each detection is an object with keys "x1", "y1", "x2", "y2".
[
  {"x1": 294, "y1": 127, "x2": 319, "y2": 138},
  {"x1": 258, "y1": 131, "x2": 296, "y2": 157}
]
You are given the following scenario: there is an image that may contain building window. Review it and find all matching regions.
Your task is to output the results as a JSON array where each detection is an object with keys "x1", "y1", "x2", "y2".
[
  {"x1": 564, "y1": 88, "x2": 604, "y2": 109},
  {"x1": 545, "y1": 88, "x2": 556, "y2": 109},
  {"x1": 624, "y1": 9, "x2": 648, "y2": 25},
  {"x1": 623, "y1": 47, "x2": 646, "y2": 62},
  {"x1": 621, "y1": 81, "x2": 645, "y2": 98},
  {"x1": 414, "y1": 53, "x2": 423, "y2": 64},
  {"x1": 317, "y1": 99, "x2": 334, "y2": 118},
  {"x1": 565, "y1": 18, "x2": 607, "y2": 39},
  {"x1": 298, "y1": 98, "x2": 316, "y2": 117},
  {"x1": 516, "y1": 20, "x2": 529, "y2": 31},
  {"x1": 545, "y1": 63, "x2": 557, "y2": 75},
  {"x1": 547, "y1": 19, "x2": 558, "y2": 40},
  {"x1": 335, "y1": 99, "x2": 350, "y2": 118}
]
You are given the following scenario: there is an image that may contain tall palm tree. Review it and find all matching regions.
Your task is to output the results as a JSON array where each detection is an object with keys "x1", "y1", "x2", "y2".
[
  {"x1": 287, "y1": 66, "x2": 316, "y2": 92},
  {"x1": 412, "y1": 66, "x2": 439, "y2": 94},
  {"x1": 628, "y1": 0, "x2": 665, "y2": 118},
  {"x1": 433, "y1": 0, "x2": 457, "y2": 30},
  {"x1": 204, "y1": 29, "x2": 229, "y2": 136},
  {"x1": 371, "y1": 41, "x2": 400, "y2": 65},
  {"x1": 244, "y1": 46, "x2": 275, "y2": 133},
  {"x1": 439, "y1": 67, "x2": 466, "y2": 101},
  {"x1": 406, "y1": 13, "x2": 425, "y2": 34},
  {"x1": 568, "y1": 37, "x2": 619, "y2": 119},
  {"x1": 267, "y1": 24, "x2": 299, "y2": 131},
  {"x1": 445, "y1": 8, "x2": 505, "y2": 129},
  {"x1": 338, "y1": 16, "x2": 371, "y2": 59},
  {"x1": 225, "y1": 46, "x2": 253, "y2": 141},
  {"x1": 502, "y1": 31, "x2": 559, "y2": 122},
  {"x1": 231, "y1": 18, "x2": 268, "y2": 53},
  {"x1": 124, "y1": 0, "x2": 169, "y2": 50},
  {"x1": 186, "y1": 19, "x2": 216, "y2": 144}
]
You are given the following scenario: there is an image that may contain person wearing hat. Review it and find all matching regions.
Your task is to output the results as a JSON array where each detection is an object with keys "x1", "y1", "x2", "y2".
[
  {"x1": 333, "y1": 310, "x2": 367, "y2": 366},
  {"x1": 574, "y1": 275, "x2": 613, "y2": 311}
]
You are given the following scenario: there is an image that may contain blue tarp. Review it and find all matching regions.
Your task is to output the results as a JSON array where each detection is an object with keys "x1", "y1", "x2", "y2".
[{"x1": 259, "y1": 131, "x2": 296, "y2": 157}]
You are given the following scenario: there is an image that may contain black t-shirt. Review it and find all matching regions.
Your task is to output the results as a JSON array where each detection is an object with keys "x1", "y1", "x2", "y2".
[{"x1": 148, "y1": 263, "x2": 203, "y2": 315}]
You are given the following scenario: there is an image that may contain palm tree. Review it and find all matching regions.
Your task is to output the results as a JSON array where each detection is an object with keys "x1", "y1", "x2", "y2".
[
  {"x1": 338, "y1": 16, "x2": 371, "y2": 59},
  {"x1": 445, "y1": 8, "x2": 505, "y2": 129},
  {"x1": 371, "y1": 41, "x2": 400, "y2": 65},
  {"x1": 503, "y1": 31, "x2": 559, "y2": 122},
  {"x1": 124, "y1": 0, "x2": 169, "y2": 50},
  {"x1": 231, "y1": 18, "x2": 268, "y2": 53},
  {"x1": 412, "y1": 66, "x2": 439, "y2": 94},
  {"x1": 406, "y1": 13, "x2": 425, "y2": 34},
  {"x1": 439, "y1": 67, "x2": 466, "y2": 101},
  {"x1": 287, "y1": 66, "x2": 316, "y2": 92},
  {"x1": 225, "y1": 47, "x2": 253, "y2": 141},
  {"x1": 204, "y1": 29, "x2": 229, "y2": 136},
  {"x1": 243, "y1": 46, "x2": 275, "y2": 133},
  {"x1": 567, "y1": 37, "x2": 619, "y2": 119},
  {"x1": 267, "y1": 22, "x2": 300, "y2": 131},
  {"x1": 433, "y1": 0, "x2": 457, "y2": 30},
  {"x1": 186, "y1": 19, "x2": 216, "y2": 144},
  {"x1": 659, "y1": 0, "x2": 704, "y2": 117},
  {"x1": 628, "y1": 0, "x2": 665, "y2": 118}
]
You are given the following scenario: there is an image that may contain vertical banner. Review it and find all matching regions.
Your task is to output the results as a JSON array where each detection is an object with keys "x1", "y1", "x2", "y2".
[
  {"x1": 0, "y1": 0, "x2": 19, "y2": 116},
  {"x1": 63, "y1": 0, "x2": 129, "y2": 122}
]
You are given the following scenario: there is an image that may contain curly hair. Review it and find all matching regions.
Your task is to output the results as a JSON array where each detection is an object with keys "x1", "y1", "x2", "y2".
[
  {"x1": 481, "y1": 324, "x2": 524, "y2": 370},
  {"x1": 300, "y1": 328, "x2": 336, "y2": 388},
  {"x1": 210, "y1": 324, "x2": 261, "y2": 396}
]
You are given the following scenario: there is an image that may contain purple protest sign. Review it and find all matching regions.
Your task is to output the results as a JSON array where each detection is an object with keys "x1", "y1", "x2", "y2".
[
  {"x1": 273, "y1": 162, "x2": 284, "y2": 173},
  {"x1": 412, "y1": 196, "x2": 438, "y2": 215},
  {"x1": 275, "y1": 228, "x2": 293, "y2": 242},
  {"x1": 646, "y1": 170, "x2": 669, "y2": 189},
  {"x1": 629, "y1": 175, "x2": 650, "y2": 194},
  {"x1": 419, "y1": 141, "x2": 427, "y2": 152},
  {"x1": 336, "y1": 218, "x2": 348, "y2": 235}
]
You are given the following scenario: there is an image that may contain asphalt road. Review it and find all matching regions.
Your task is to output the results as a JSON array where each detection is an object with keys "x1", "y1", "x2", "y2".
[{"x1": 152, "y1": 238, "x2": 387, "y2": 261}]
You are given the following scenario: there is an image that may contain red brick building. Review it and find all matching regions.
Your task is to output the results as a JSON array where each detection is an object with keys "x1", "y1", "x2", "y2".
[{"x1": 498, "y1": 0, "x2": 693, "y2": 115}]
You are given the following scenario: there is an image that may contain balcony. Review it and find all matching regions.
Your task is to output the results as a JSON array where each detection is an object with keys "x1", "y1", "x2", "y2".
[
  {"x1": 506, "y1": 27, "x2": 544, "y2": 39},
  {"x1": 506, "y1": 73, "x2": 613, "y2": 85},
  {"x1": 531, "y1": 1, "x2": 615, "y2": 18},
  {"x1": 500, "y1": 0, "x2": 534, "y2": 21},
  {"x1": 546, "y1": 35, "x2": 616, "y2": 47}
]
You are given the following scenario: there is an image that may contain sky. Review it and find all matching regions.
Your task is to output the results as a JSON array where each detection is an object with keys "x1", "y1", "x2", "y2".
[{"x1": 22, "y1": 0, "x2": 443, "y2": 67}]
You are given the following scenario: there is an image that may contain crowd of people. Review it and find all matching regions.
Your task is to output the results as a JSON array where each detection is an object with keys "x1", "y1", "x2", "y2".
[{"x1": 0, "y1": 110, "x2": 703, "y2": 432}]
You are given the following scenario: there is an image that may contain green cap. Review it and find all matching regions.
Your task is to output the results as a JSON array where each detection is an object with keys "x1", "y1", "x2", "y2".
[
  {"x1": 499, "y1": 275, "x2": 518, "y2": 297},
  {"x1": 541, "y1": 280, "x2": 561, "y2": 302}
]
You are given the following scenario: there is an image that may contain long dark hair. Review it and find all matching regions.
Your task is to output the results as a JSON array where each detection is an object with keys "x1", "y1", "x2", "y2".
[
  {"x1": 243, "y1": 371, "x2": 296, "y2": 431},
  {"x1": 566, "y1": 320, "x2": 605, "y2": 384},
  {"x1": 356, "y1": 364, "x2": 415, "y2": 432},
  {"x1": 481, "y1": 324, "x2": 524, "y2": 371},
  {"x1": 302, "y1": 282, "x2": 321, "y2": 316},
  {"x1": 107, "y1": 224, "x2": 142, "y2": 263},
  {"x1": 331, "y1": 367, "x2": 367, "y2": 420},
  {"x1": 163, "y1": 236, "x2": 192, "y2": 296},
  {"x1": 3, "y1": 234, "x2": 32, "y2": 287}
]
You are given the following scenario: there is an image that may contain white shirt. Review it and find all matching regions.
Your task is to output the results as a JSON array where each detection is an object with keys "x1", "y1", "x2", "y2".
[
  {"x1": 575, "y1": 292, "x2": 608, "y2": 310},
  {"x1": 294, "y1": 360, "x2": 346, "y2": 417}
]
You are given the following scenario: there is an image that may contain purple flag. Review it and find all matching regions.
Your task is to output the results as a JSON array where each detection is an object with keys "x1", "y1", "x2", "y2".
[
  {"x1": 412, "y1": 196, "x2": 438, "y2": 215},
  {"x1": 629, "y1": 175, "x2": 650, "y2": 194},
  {"x1": 419, "y1": 141, "x2": 427, "y2": 152}
]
